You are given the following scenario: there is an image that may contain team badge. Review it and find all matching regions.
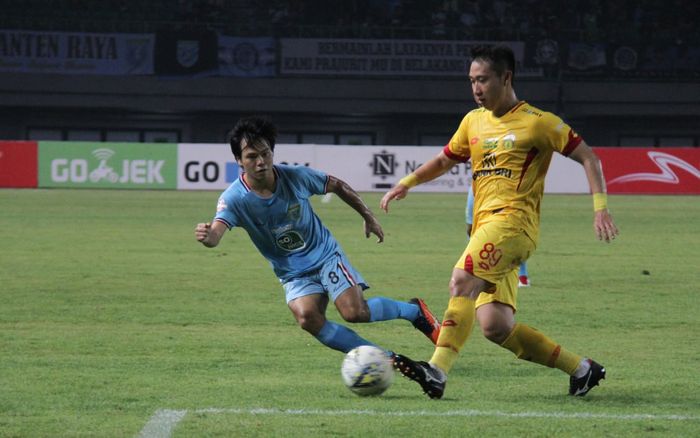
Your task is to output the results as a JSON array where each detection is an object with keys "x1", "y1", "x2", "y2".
[{"x1": 216, "y1": 198, "x2": 227, "y2": 212}]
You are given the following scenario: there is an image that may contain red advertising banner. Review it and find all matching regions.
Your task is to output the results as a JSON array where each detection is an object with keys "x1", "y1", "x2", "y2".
[
  {"x1": 0, "y1": 141, "x2": 38, "y2": 188},
  {"x1": 594, "y1": 147, "x2": 700, "y2": 194}
]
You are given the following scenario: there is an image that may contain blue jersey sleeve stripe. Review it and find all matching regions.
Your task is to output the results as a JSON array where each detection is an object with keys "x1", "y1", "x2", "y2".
[{"x1": 214, "y1": 217, "x2": 233, "y2": 229}]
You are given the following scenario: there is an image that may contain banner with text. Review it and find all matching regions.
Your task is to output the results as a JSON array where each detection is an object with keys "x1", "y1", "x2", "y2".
[
  {"x1": 176, "y1": 143, "x2": 471, "y2": 192},
  {"x1": 279, "y1": 38, "x2": 540, "y2": 77},
  {"x1": 39, "y1": 142, "x2": 177, "y2": 189},
  {"x1": 0, "y1": 30, "x2": 154, "y2": 75},
  {"x1": 7, "y1": 142, "x2": 695, "y2": 194},
  {"x1": 177, "y1": 145, "x2": 698, "y2": 195},
  {"x1": 177, "y1": 143, "x2": 314, "y2": 190}
]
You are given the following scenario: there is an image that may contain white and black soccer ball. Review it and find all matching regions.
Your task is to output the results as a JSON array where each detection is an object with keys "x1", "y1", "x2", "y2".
[{"x1": 341, "y1": 345, "x2": 394, "y2": 396}]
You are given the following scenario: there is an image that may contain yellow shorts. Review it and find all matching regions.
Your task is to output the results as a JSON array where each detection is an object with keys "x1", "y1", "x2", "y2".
[{"x1": 454, "y1": 219, "x2": 535, "y2": 311}]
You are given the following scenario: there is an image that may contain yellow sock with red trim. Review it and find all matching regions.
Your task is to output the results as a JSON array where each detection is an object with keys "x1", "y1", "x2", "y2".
[
  {"x1": 500, "y1": 323, "x2": 581, "y2": 374},
  {"x1": 429, "y1": 296, "x2": 475, "y2": 374}
]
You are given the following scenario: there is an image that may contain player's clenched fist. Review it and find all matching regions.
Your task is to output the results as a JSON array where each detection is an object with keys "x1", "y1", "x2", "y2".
[{"x1": 195, "y1": 222, "x2": 211, "y2": 242}]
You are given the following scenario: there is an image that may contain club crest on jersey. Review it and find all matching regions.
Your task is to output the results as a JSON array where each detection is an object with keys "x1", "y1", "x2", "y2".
[
  {"x1": 216, "y1": 198, "x2": 227, "y2": 212},
  {"x1": 503, "y1": 134, "x2": 516, "y2": 149},
  {"x1": 484, "y1": 134, "x2": 516, "y2": 150}
]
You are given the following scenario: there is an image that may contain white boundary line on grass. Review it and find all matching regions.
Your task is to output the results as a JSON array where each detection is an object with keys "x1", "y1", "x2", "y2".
[{"x1": 137, "y1": 407, "x2": 700, "y2": 438}]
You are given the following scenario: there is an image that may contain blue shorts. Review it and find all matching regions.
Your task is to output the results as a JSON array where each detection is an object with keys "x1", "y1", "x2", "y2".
[
  {"x1": 465, "y1": 186, "x2": 474, "y2": 225},
  {"x1": 282, "y1": 252, "x2": 368, "y2": 304}
]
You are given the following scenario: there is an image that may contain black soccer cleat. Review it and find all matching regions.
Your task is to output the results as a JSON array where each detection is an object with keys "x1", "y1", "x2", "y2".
[
  {"x1": 409, "y1": 298, "x2": 441, "y2": 344},
  {"x1": 569, "y1": 359, "x2": 606, "y2": 396},
  {"x1": 393, "y1": 353, "x2": 446, "y2": 399}
]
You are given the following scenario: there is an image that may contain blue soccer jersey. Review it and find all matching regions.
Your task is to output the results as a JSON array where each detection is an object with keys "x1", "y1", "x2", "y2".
[{"x1": 213, "y1": 164, "x2": 341, "y2": 281}]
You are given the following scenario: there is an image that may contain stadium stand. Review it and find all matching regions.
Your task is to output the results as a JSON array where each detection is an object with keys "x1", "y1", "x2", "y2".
[{"x1": 0, "y1": 0, "x2": 698, "y2": 146}]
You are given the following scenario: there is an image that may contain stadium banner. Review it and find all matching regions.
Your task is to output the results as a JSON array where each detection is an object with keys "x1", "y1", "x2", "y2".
[
  {"x1": 314, "y1": 145, "x2": 471, "y2": 192},
  {"x1": 279, "y1": 38, "x2": 541, "y2": 77},
  {"x1": 176, "y1": 143, "x2": 471, "y2": 192},
  {"x1": 154, "y1": 30, "x2": 218, "y2": 76},
  {"x1": 0, "y1": 30, "x2": 154, "y2": 75},
  {"x1": 595, "y1": 147, "x2": 700, "y2": 194},
  {"x1": 544, "y1": 153, "x2": 588, "y2": 194},
  {"x1": 218, "y1": 36, "x2": 276, "y2": 77},
  {"x1": 0, "y1": 141, "x2": 38, "y2": 188},
  {"x1": 567, "y1": 42, "x2": 607, "y2": 74},
  {"x1": 177, "y1": 143, "x2": 315, "y2": 190},
  {"x1": 177, "y1": 145, "x2": 697, "y2": 195},
  {"x1": 38, "y1": 142, "x2": 177, "y2": 189}
]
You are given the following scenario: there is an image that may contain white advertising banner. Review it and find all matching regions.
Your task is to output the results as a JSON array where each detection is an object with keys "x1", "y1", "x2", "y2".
[
  {"x1": 0, "y1": 30, "x2": 154, "y2": 75},
  {"x1": 177, "y1": 143, "x2": 588, "y2": 193},
  {"x1": 178, "y1": 143, "x2": 235, "y2": 190},
  {"x1": 543, "y1": 153, "x2": 588, "y2": 193},
  {"x1": 177, "y1": 143, "x2": 471, "y2": 192},
  {"x1": 280, "y1": 38, "x2": 539, "y2": 77},
  {"x1": 177, "y1": 143, "x2": 317, "y2": 190},
  {"x1": 313, "y1": 145, "x2": 472, "y2": 192}
]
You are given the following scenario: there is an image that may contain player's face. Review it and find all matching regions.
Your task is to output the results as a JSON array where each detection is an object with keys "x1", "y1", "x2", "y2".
[
  {"x1": 469, "y1": 60, "x2": 510, "y2": 111},
  {"x1": 238, "y1": 139, "x2": 274, "y2": 180}
]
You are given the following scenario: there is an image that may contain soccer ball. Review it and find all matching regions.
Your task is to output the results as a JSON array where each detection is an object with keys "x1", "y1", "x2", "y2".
[{"x1": 341, "y1": 345, "x2": 394, "y2": 396}]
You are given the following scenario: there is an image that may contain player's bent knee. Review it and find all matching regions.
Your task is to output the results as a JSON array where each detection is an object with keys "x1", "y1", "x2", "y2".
[
  {"x1": 450, "y1": 272, "x2": 492, "y2": 300},
  {"x1": 341, "y1": 308, "x2": 370, "y2": 323},
  {"x1": 339, "y1": 303, "x2": 370, "y2": 323},
  {"x1": 478, "y1": 313, "x2": 514, "y2": 344},
  {"x1": 296, "y1": 312, "x2": 326, "y2": 335},
  {"x1": 481, "y1": 324, "x2": 511, "y2": 344}
]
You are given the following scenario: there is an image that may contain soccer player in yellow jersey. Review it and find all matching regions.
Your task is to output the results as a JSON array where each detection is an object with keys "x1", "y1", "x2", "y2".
[{"x1": 380, "y1": 45, "x2": 619, "y2": 399}]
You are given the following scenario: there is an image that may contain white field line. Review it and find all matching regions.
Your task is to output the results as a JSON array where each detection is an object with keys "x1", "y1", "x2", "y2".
[
  {"x1": 136, "y1": 409, "x2": 186, "y2": 438},
  {"x1": 137, "y1": 407, "x2": 700, "y2": 438}
]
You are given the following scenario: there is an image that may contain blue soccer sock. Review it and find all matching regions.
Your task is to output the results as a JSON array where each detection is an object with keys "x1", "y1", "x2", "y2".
[
  {"x1": 519, "y1": 262, "x2": 529, "y2": 277},
  {"x1": 367, "y1": 297, "x2": 419, "y2": 322},
  {"x1": 315, "y1": 320, "x2": 376, "y2": 353}
]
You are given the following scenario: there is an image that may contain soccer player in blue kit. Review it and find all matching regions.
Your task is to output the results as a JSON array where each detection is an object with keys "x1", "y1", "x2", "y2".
[{"x1": 195, "y1": 116, "x2": 440, "y2": 355}]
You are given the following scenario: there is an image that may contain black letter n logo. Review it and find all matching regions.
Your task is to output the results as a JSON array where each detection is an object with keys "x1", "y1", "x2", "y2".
[{"x1": 372, "y1": 152, "x2": 396, "y2": 177}]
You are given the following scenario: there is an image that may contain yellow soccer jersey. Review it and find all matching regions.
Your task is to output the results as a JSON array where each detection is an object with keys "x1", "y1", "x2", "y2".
[{"x1": 444, "y1": 101, "x2": 582, "y2": 244}]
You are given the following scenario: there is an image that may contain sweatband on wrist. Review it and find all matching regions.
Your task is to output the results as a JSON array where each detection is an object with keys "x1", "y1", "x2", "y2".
[
  {"x1": 593, "y1": 193, "x2": 608, "y2": 211},
  {"x1": 399, "y1": 173, "x2": 419, "y2": 188}
]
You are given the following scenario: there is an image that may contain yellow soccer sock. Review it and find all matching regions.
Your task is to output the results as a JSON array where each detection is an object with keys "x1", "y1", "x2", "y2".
[
  {"x1": 500, "y1": 323, "x2": 582, "y2": 375},
  {"x1": 429, "y1": 296, "x2": 475, "y2": 374}
]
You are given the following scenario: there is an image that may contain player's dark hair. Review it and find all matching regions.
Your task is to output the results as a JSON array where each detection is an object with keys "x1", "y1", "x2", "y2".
[
  {"x1": 228, "y1": 116, "x2": 277, "y2": 159},
  {"x1": 470, "y1": 45, "x2": 516, "y2": 84}
]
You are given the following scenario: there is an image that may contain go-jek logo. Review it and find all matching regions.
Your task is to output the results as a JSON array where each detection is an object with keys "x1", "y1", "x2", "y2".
[
  {"x1": 184, "y1": 160, "x2": 239, "y2": 183},
  {"x1": 51, "y1": 148, "x2": 165, "y2": 184}
]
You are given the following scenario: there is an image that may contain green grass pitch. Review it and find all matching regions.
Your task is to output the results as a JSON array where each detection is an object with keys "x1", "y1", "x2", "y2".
[{"x1": 1, "y1": 189, "x2": 699, "y2": 437}]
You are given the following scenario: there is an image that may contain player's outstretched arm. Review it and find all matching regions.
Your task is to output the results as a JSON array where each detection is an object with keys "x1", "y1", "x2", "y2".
[
  {"x1": 567, "y1": 142, "x2": 619, "y2": 243},
  {"x1": 327, "y1": 175, "x2": 384, "y2": 243},
  {"x1": 380, "y1": 151, "x2": 457, "y2": 213},
  {"x1": 195, "y1": 221, "x2": 228, "y2": 248}
]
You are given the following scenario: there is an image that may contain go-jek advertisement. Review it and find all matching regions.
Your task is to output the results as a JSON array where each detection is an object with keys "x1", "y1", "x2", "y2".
[{"x1": 38, "y1": 141, "x2": 177, "y2": 189}]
